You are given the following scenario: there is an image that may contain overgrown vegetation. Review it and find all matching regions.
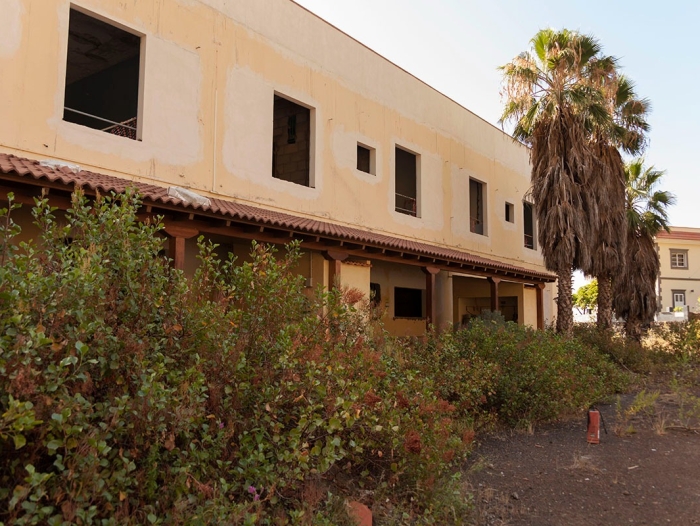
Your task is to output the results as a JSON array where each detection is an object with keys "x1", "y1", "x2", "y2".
[
  {"x1": 0, "y1": 192, "x2": 646, "y2": 524},
  {"x1": 414, "y1": 318, "x2": 627, "y2": 427}
]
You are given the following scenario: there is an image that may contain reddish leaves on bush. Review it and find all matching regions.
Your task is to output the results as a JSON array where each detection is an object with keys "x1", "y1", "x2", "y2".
[
  {"x1": 442, "y1": 449, "x2": 455, "y2": 463},
  {"x1": 363, "y1": 391, "x2": 382, "y2": 406},
  {"x1": 403, "y1": 431, "x2": 422, "y2": 454},
  {"x1": 437, "y1": 399, "x2": 456, "y2": 413},
  {"x1": 462, "y1": 429, "x2": 476, "y2": 445},
  {"x1": 396, "y1": 392, "x2": 411, "y2": 409},
  {"x1": 342, "y1": 287, "x2": 365, "y2": 306}
]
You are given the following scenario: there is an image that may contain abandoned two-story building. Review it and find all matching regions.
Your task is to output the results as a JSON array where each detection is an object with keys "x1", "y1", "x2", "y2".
[{"x1": 0, "y1": 0, "x2": 555, "y2": 335}]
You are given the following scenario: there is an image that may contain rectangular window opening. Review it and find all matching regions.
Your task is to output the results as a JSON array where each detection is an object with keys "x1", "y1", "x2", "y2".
[
  {"x1": 272, "y1": 95, "x2": 311, "y2": 187},
  {"x1": 469, "y1": 178, "x2": 485, "y2": 235},
  {"x1": 499, "y1": 296, "x2": 519, "y2": 323},
  {"x1": 395, "y1": 147, "x2": 418, "y2": 216},
  {"x1": 394, "y1": 287, "x2": 423, "y2": 318},
  {"x1": 370, "y1": 282, "x2": 381, "y2": 308},
  {"x1": 505, "y1": 202, "x2": 514, "y2": 223},
  {"x1": 357, "y1": 144, "x2": 375, "y2": 175},
  {"x1": 524, "y1": 201, "x2": 535, "y2": 249},
  {"x1": 672, "y1": 290, "x2": 686, "y2": 308},
  {"x1": 63, "y1": 9, "x2": 141, "y2": 140},
  {"x1": 670, "y1": 250, "x2": 688, "y2": 269}
]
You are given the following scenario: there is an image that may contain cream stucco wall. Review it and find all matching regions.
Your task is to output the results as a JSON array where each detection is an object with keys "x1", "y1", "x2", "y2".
[
  {"x1": 340, "y1": 261, "x2": 371, "y2": 300},
  {"x1": 0, "y1": 0, "x2": 548, "y2": 278},
  {"x1": 522, "y1": 286, "x2": 538, "y2": 328},
  {"x1": 657, "y1": 228, "x2": 700, "y2": 313}
]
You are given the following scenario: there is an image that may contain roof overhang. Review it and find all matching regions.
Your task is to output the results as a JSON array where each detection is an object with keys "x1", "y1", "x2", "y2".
[{"x1": 0, "y1": 153, "x2": 555, "y2": 284}]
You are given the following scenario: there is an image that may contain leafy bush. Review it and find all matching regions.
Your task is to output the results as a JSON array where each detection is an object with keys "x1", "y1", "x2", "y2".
[
  {"x1": 646, "y1": 321, "x2": 700, "y2": 361},
  {"x1": 0, "y1": 192, "x2": 469, "y2": 524},
  {"x1": 0, "y1": 191, "x2": 636, "y2": 524},
  {"x1": 415, "y1": 320, "x2": 629, "y2": 427},
  {"x1": 410, "y1": 330, "x2": 498, "y2": 422},
  {"x1": 573, "y1": 324, "x2": 662, "y2": 375}
]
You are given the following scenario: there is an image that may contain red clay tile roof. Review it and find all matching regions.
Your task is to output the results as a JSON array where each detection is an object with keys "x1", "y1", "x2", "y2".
[
  {"x1": 656, "y1": 230, "x2": 700, "y2": 242},
  {"x1": 0, "y1": 153, "x2": 554, "y2": 282}
]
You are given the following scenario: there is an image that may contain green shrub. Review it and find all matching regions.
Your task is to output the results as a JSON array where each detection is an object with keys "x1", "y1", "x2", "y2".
[
  {"x1": 0, "y1": 192, "x2": 468, "y2": 524},
  {"x1": 646, "y1": 321, "x2": 700, "y2": 361},
  {"x1": 414, "y1": 320, "x2": 629, "y2": 427},
  {"x1": 410, "y1": 330, "x2": 498, "y2": 421},
  {"x1": 466, "y1": 320, "x2": 628, "y2": 425},
  {"x1": 0, "y1": 191, "x2": 634, "y2": 524},
  {"x1": 573, "y1": 323, "x2": 663, "y2": 374}
]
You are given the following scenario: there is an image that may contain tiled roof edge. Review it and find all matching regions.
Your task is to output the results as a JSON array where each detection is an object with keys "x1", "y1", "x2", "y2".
[{"x1": 0, "y1": 152, "x2": 555, "y2": 281}]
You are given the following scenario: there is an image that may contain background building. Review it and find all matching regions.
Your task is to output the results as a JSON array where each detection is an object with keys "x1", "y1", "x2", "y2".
[{"x1": 656, "y1": 227, "x2": 700, "y2": 319}]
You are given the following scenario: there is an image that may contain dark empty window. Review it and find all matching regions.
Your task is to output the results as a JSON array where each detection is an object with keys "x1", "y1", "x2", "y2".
[
  {"x1": 394, "y1": 287, "x2": 423, "y2": 318},
  {"x1": 357, "y1": 144, "x2": 374, "y2": 174},
  {"x1": 370, "y1": 282, "x2": 381, "y2": 307},
  {"x1": 470, "y1": 179, "x2": 484, "y2": 235},
  {"x1": 64, "y1": 9, "x2": 141, "y2": 139},
  {"x1": 505, "y1": 202, "x2": 514, "y2": 223},
  {"x1": 272, "y1": 95, "x2": 311, "y2": 187},
  {"x1": 524, "y1": 201, "x2": 535, "y2": 249},
  {"x1": 395, "y1": 147, "x2": 418, "y2": 216},
  {"x1": 499, "y1": 296, "x2": 518, "y2": 323}
]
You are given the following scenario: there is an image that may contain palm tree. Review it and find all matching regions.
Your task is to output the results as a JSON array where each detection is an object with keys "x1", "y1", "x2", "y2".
[
  {"x1": 585, "y1": 77, "x2": 650, "y2": 331},
  {"x1": 500, "y1": 29, "x2": 616, "y2": 334},
  {"x1": 613, "y1": 159, "x2": 675, "y2": 341}
]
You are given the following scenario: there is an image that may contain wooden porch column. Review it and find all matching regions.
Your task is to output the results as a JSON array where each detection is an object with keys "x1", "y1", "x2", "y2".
[
  {"x1": 323, "y1": 250, "x2": 349, "y2": 290},
  {"x1": 423, "y1": 266, "x2": 440, "y2": 329},
  {"x1": 536, "y1": 283, "x2": 545, "y2": 330},
  {"x1": 164, "y1": 224, "x2": 199, "y2": 272},
  {"x1": 488, "y1": 276, "x2": 501, "y2": 313},
  {"x1": 168, "y1": 237, "x2": 186, "y2": 270}
]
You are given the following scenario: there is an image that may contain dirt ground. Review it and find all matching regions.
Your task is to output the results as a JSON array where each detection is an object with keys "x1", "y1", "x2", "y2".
[{"x1": 465, "y1": 394, "x2": 700, "y2": 526}]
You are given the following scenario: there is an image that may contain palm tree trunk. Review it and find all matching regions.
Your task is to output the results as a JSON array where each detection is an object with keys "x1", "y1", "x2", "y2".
[
  {"x1": 625, "y1": 316, "x2": 643, "y2": 343},
  {"x1": 596, "y1": 274, "x2": 613, "y2": 331},
  {"x1": 556, "y1": 266, "x2": 574, "y2": 335}
]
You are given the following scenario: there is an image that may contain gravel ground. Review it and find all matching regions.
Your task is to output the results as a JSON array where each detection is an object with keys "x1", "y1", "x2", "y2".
[{"x1": 465, "y1": 394, "x2": 700, "y2": 526}]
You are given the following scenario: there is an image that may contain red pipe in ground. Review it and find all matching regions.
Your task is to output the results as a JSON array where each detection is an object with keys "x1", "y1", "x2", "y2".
[{"x1": 587, "y1": 409, "x2": 601, "y2": 444}]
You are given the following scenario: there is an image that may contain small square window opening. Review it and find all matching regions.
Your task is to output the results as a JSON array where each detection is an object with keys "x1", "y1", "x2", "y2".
[
  {"x1": 505, "y1": 202, "x2": 514, "y2": 223},
  {"x1": 394, "y1": 287, "x2": 424, "y2": 318}
]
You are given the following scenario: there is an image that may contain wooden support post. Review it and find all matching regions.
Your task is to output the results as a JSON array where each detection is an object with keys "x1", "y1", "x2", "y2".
[
  {"x1": 164, "y1": 223, "x2": 199, "y2": 272},
  {"x1": 423, "y1": 266, "x2": 440, "y2": 329},
  {"x1": 536, "y1": 283, "x2": 545, "y2": 330},
  {"x1": 488, "y1": 276, "x2": 501, "y2": 313},
  {"x1": 323, "y1": 250, "x2": 349, "y2": 290},
  {"x1": 168, "y1": 236, "x2": 186, "y2": 270}
]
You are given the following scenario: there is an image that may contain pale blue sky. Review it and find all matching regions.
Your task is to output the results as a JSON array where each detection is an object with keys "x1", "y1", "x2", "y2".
[{"x1": 295, "y1": 0, "x2": 699, "y2": 231}]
